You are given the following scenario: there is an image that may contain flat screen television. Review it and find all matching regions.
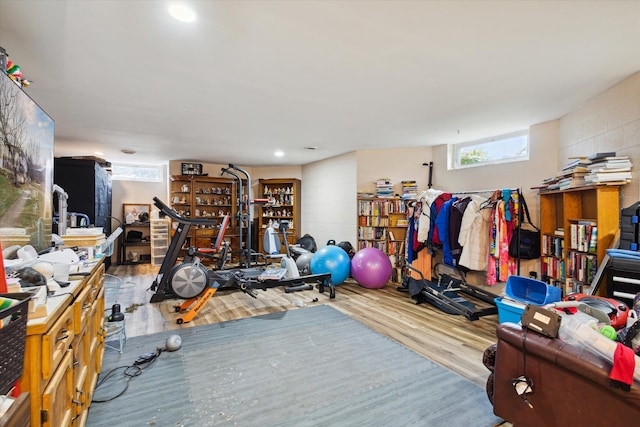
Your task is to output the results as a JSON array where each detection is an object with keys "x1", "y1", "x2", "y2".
[{"x1": 0, "y1": 71, "x2": 55, "y2": 253}]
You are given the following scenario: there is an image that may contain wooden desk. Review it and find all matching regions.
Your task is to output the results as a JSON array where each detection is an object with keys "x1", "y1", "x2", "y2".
[{"x1": 18, "y1": 259, "x2": 106, "y2": 427}]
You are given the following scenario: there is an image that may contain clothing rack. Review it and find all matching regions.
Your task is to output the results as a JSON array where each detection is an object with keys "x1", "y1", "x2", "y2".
[
  {"x1": 450, "y1": 188, "x2": 520, "y2": 196},
  {"x1": 447, "y1": 188, "x2": 525, "y2": 275}
]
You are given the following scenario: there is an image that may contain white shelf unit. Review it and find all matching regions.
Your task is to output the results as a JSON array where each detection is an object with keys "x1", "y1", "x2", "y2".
[{"x1": 150, "y1": 218, "x2": 170, "y2": 266}]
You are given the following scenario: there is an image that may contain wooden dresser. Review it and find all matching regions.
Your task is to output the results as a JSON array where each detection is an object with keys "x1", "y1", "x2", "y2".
[{"x1": 18, "y1": 259, "x2": 106, "y2": 427}]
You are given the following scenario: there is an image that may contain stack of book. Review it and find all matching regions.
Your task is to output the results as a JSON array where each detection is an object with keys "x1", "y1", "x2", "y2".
[
  {"x1": 537, "y1": 152, "x2": 633, "y2": 190},
  {"x1": 584, "y1": 152, "x2": 632, "y2": 185},
  {"x1": 556, "y1": 157, "x2": 591, "y2": 189},
  {"x1": 375, "y1": 178, "x2": 394, "y2": 198},
  {"x1": 401, "y1": 180, "x2": 418, "y2": 200}
]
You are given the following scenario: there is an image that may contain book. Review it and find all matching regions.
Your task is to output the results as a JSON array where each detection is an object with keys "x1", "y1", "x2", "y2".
[{"x1": 588, "y1": 151, "x2": 617, "y2": 161}]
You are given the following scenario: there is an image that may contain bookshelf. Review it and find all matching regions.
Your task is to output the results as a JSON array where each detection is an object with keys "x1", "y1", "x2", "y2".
[
  {"x1": 539, "y1": 185, "x2": 621, "y2": 296},
  {"x1": 256, "y1": 178, "x2": 301, "y2": 254},
  {"x1": 357, "y1": 197, "x2": 408, "y2": 282}
]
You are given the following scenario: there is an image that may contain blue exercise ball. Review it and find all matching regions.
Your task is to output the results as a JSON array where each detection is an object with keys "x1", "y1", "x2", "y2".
[
  {"x1": 310, "y1": 245, "x2": 351, "y2": 285},
  {"x1": 351, "y1": 247, "x2": 392, "y2": 289}
]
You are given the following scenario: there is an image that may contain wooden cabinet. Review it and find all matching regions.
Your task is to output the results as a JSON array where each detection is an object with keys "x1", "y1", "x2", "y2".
[
  {"x1": 357, "y1": 197, "x2": 408, "y2": 282},
  {"x1": 0, "y1": 392, "x2": 30, "y2": 427},
  {"x1": 256, "y1": 179, "x2": 301, "y2": 254},
  {"x1": 169, "y1": 175, "x2": 238, "y2": 262},
  {"x1": 18, "y1": 260, "x2": 105, "y2": 427},
  {"x1": 539, "y1": 185, "x2": 620, "y2": 296}
]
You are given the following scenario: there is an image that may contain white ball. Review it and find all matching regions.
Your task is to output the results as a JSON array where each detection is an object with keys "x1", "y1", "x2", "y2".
[{"x1": 165, "y1": 335, "x2": 182, "y2": 352}]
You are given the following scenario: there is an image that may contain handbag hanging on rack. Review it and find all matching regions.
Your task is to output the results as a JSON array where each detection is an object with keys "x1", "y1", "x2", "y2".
[{"x1": 509, "y1": 194, "x2": 541, "y2": 260}]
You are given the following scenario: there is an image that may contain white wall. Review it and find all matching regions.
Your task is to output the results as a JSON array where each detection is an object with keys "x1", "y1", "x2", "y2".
[
  {"x1": 301, "y1": 152, "x2": 358, "y2": 246},
  {"x1": 557, "y1": 71, "x2": 640, "y2": 209},
  {"x1": 356, "y1": 147, "x2": 434, "y2": 195},
  {"x1": 111, "y1": 163, "x2": 169, "y2": 223}
]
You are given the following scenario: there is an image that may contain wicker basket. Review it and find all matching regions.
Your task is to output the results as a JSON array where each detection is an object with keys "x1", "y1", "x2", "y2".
[{"x1": 0, "y1": 292, "x2": 31, "y2": 395}]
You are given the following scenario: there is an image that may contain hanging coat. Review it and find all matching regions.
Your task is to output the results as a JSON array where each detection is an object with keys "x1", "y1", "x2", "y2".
[
  {"x1": 458, "y1": 197, "x2": 492, "y2": 271},
  {"x1": 449, "y1": 196, "x2": 472, "y2": 266},
  {"x1": 435, "y1": 197, "x2": 458, "y2": 266}
]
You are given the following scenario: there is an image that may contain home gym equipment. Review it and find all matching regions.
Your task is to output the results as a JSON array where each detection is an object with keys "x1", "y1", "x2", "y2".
[
  {"x1": 149, "y1": 197, "x2": 231, "y2": 303},
  {"x1": 296, "y1": 252, "x2": 314, "y2": 275},
  {"x1": 149, "y1": 197, "x2": 335, "y2": 324},
  {"x1": 398, "y1": 262, "x2": 499, "y2": 321},
  {"x1": 164, "y1": 335, "x2": 182, "y2": 352},
  {"x1": 351, "y1": 247, "x2": 392, "y2": 289},
  {"x1": 310, "y1": 245, "x2": 351, "y2": 285}
]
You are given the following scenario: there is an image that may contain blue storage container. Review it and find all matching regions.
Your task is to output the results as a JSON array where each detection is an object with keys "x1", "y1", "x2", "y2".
[
  {"x1": 505, "y1": 276, "x2": 562, "y2": 305},
  {"x1": 495, "y1": 297, "x2": 526, "y2": 324}
]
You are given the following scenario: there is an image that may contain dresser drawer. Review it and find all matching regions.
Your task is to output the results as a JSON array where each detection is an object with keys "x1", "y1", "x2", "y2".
[
  {"x1": 41, "y1": 306, "x2": 74, "y2": 381},
  {"x1": 41, "y1": 350, "x2": 74, "y2": 427}
]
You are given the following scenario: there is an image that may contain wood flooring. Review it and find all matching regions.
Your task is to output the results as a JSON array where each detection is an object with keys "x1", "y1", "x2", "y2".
[{"x1": 106, "y1": 264, "x2": 505, "y2": 388}]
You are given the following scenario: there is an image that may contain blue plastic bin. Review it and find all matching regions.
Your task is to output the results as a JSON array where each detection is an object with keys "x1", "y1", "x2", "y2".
[
  {"x1": 494, "y1": 297, "x2": 526, "y2": 324},
  {"x1": 505, "y1": 276, "x2": 561, "y2": 305}
]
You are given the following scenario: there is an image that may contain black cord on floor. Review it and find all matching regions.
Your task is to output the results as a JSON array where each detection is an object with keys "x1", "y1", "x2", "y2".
[{"x1": 92, "y1": 348, "x2": 163, "y2": 403}]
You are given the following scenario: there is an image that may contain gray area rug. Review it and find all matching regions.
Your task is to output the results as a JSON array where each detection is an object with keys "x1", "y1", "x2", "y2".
[{"x1": 88, "y1": 305, "x2": 500, "y2": 426}]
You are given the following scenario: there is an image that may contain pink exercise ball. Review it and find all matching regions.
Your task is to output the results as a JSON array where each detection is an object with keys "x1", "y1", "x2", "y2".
[{"x1": 351, "y1": 247, "x2": 392, "y2": 289}]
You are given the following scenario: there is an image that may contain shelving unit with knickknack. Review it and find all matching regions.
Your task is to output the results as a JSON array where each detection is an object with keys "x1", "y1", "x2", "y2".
[
  {"x1": 357, "y1": 197, "x2": 408, "y2": 282},
  {"x1": 539, "y1": 185, "x2": 621, "y2": 296},
  {"x1": 256, "y1": 178, "x2": 301, "y2": 254},
  {"x1": 169, "y1": 175, "x2": 238, "y2": 263}
]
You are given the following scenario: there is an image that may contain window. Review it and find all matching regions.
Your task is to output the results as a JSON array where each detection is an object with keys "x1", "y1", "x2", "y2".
[
  {"x1": 449, "y1": 130, "x2": 529, "y2": 169},
  {"x1": 111, "y1": 163, "x2": 163, "y2": 182}
]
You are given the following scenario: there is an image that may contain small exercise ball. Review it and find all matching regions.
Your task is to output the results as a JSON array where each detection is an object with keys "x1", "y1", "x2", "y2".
[
  {"x1": 351, "y1": 247, "x2": 392, "y2": 289},
  {"x1": 310, "y1": 245, "x2": 351, "y2": 285},
  {"x1": 296, "y1": 252, "x2": 314, "y2": 275}
]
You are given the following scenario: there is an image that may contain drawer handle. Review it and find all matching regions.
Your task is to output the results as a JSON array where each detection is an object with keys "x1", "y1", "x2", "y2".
[{"x1": 56, "y1": 334, "x2": 69, "y2": 343}]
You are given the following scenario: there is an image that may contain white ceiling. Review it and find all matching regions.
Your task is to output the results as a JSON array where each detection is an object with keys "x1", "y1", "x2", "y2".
[{"x1": 2, "y1": 0, "x2": 640, "y2": 167}]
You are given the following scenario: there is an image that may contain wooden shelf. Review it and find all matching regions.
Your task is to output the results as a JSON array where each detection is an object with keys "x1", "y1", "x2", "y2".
[
  {"x1": 257, "y1": 179, "x2": 301, "y2": 254},
  {"x1": 539, "y1": 185, "x2": 621, "y2": 296},
  {"x1": 357, "y1": 197, "x2": 408, "y2": 282},
  {"x1": 168, "y1": 175, "x2": 240, "y2": 263}
]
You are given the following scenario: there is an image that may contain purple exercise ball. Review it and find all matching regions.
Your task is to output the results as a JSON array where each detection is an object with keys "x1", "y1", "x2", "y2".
[{"x1": 351, "y1": 247, "x2": 392, "y2": 289}]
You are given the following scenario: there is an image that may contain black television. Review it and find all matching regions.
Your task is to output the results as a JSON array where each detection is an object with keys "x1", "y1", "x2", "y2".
[{"x1": 0, "y1": 71, "x2": 55, "y2": 253}]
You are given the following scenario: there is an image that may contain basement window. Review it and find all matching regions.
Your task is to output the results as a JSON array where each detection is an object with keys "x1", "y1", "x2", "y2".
[
  {"x1": 111, "y1": 164, "x2": 162, "y2": 182},
  {"x1": 449, "y1": 130, "x2": 529, "y2": 169}
]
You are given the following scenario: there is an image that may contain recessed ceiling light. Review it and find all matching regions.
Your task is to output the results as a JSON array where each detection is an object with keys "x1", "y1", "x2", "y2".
[
  {"x1": 121, "y1": 149, "x2": 136, "y2": 155},
  {"x1": 274, "y1": 150, "x2": 284, "y2": 157},
  {"x1": 169, "y1": 3, "x2": 196, "y2": 22},
  {"x1": 304, "y1": 146, "x2": 318, "y2": 150},
  {"x1": 94, "y1": 151, "x2": 104, "y2": 156}
]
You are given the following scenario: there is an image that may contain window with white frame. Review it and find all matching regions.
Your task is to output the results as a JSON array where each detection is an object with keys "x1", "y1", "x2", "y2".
[
  {"x1": 111, "y1": 163, "x2": 163, "y2": 182},
  {"x1": 449, "y1": 130, "x2": 529, "y2": 169}
]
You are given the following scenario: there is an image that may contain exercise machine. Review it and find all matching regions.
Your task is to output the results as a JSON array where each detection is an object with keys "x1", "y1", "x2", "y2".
[
  {"x1": 398, "y1": 262, "x2": 498, "y2": 321},
  {"x1": 149, "y1": 197, "x2": 231, "y2": 302},
  {"x1": 149, "y1": 197, "x2": 336, "y2": 324}
]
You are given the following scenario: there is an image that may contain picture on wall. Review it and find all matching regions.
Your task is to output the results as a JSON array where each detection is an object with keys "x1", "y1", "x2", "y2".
[
  {"x1": 123, "y1": 204, "x2": 150, "y2": 224},
  {"x1": 0, "y1": 71, "x2": 55, "y2": 252}
]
